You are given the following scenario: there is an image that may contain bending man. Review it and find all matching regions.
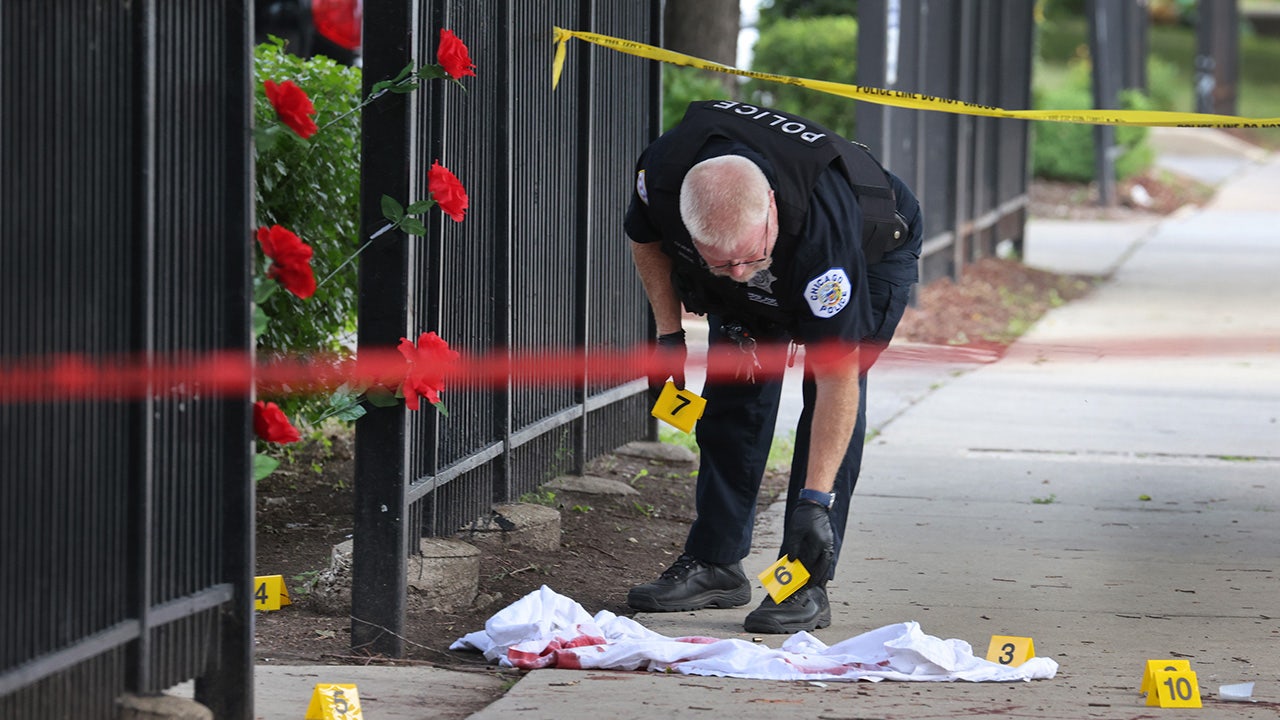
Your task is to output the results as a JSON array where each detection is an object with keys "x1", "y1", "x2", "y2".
[{"x1": 624, "y1": 100, "x2": 922, "y2": 633}]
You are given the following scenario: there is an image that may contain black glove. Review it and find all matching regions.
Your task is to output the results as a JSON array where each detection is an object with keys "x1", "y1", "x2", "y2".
[
  {"x1": 647, "y1": 329, "x2": 687, "y2": 401},
  {"x1": 783, "y1": 501, "x2": 835, "y2": 586}
]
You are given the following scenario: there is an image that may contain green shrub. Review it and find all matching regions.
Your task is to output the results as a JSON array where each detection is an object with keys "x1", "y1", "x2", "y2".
[
  {"x1": 744, "y1": 15, "x2": 859, "y2": 139},
  {"x1": 1143, "y1": 55, "x2": 1183, "y2": 111},
  {"x1": 663, "y1": 66, "x2": 733, "y2": 132},
  {"x1": 253, "y1": 39, "x2": 363, "y2": 359},
  {"x1": 1031, "y1": 61, "x2": 1153, "y2": 182}
]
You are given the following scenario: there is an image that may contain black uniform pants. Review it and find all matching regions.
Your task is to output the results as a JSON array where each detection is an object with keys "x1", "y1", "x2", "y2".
[
  {"x1": 683, "y1": 323, "x2": 868, "y2": 578},
  {"x1": 683, "y1": 193, "x2": 921, "y2": 580}
]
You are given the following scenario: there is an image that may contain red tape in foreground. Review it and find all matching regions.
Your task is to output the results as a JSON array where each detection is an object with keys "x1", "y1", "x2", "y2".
[{"x1": 0, "y1": 335, "x2": 1274, "y2": 403}]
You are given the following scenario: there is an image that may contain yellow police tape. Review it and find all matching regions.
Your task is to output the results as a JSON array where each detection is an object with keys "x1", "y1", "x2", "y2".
[{"x1": 551, "y1": 27, "x2": 1280, "y2": 128}]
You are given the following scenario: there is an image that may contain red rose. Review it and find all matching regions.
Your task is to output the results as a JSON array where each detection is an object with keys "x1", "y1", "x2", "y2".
[
  {"x1": 397, "y1": 331, "x2": 459, "y2": 411},
  {"x1": 427, "y1": 160, "x2": 468, "y2": 222},
  {"x1": 436, "y1": 29, "x2": 476, "y2": 80},
  {"x1": 253, "y1": 401, "x2": 301, "y2": 443},
  {"x1": 263, "y1": 79, "x2": 318, "y2": 139},
  {"x1": 256, "y1": 225, "x2": 316, "y2": 299}
]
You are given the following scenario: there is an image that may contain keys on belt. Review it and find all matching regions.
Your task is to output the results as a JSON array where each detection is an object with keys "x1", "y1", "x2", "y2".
[{"x1": 721, "y1": 321, "x2": 761, "y2": 383}]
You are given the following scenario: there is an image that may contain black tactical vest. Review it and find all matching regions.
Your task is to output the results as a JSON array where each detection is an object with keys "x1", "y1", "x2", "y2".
[{"x1": 639, "y1": 100, "x2": 906, "y2": 325}]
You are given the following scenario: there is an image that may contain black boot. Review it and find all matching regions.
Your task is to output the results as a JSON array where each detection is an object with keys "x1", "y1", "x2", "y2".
[
  {"x1": 742, "y1": 584, "x2": 831, "y2": 634},
  {"x1": 627, "y1": 553, "x2": 751, "y2": 612}
]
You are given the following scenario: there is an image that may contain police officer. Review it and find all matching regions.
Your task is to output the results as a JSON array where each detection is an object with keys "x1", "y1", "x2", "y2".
[{"x1": 624, "y1": 100, "x2": 922, "y2": 633}]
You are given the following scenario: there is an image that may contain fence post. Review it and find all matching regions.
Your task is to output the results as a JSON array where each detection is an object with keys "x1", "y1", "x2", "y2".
[
  {"x1": 352, "y1": 0, "x2": 415, "y2": 658},
  {"x1": 1088, "y1": 0, "x2": 1121, "y2": 207},
  {"x1": 1123, "y1": 0, "x2": 1150, "y2": 91},
  {"x1": 1196, "y1": 0, "x2": 1239, "y2": 115}
]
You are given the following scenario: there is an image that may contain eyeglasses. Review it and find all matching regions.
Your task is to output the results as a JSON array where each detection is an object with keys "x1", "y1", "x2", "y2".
[{"x1": 701, "y1": 211, "x2": 771, "y2": 271}]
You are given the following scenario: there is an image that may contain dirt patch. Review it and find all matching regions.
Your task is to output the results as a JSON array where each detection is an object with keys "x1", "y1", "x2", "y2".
[
  {"x1": 254, "y1": 438, "x2": 788, "y2": 671},
  {"x1": 253, "y1": 172, "x2": 1204, "y2": 677},
  {"x1": 1028, "y1": 168, "x2": 1213, "y2": 221}
]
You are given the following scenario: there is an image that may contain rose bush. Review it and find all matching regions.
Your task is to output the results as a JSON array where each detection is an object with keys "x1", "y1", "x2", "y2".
[
  {"x1": 263, "y1": 79, "x2": 319, "y2": 139},
  {"x1": 257, "y1": 225, "x2": 316, "y2": 299},
  {"x1": 398, "y1": 331, "x2": 460, "y2": 412},
  {"x1": 254, "y1": 401, "x2": 302, "y2": 444},
  {"x1": 251, "y1": 31, "x2": 474, "y2": 473}
]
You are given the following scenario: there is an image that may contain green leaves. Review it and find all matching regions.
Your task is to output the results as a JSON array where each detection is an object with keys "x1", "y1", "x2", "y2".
[
  {"x1": 381, "y1": 194, "x2": 404, "y2": 223},
  {"x1": 399, "y1": 217, "x2": 427, "y2": 236},
  {"x1": 380, "y1": 193, "x2": 433, "y2": 237},
  {"x1": 254, "y1": 452, "x2": 281, "y2": 482},
  {"x1": 314, "y1": 383, "x2": 368, "y2": 424},
  {"x1": 368, "y1": 62, "x2": 452, "y2": 98}
]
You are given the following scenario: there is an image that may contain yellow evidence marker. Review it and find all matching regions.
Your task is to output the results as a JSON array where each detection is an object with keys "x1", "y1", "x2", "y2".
[
  {"x1": 650, "y1": 380, "x2": 706, "y2": 434},
  {"x1": 985, "y1": 635, "x2": 1035, "y2": 667},
  {"x1": 305, "y1": 683, "x2": 363, "y2": 719},
  {"x1": 253, "y1": 574, "x2": 291, "y2": 611},
  {"x1": 1148, "y1": 668, "x2": 1202, "y2": 708},
  {"x1": 758, "y1": 555, "x2": 810, "y2": 604},
  {"x1": 1140, "y1": 659, "x2": 1191, "y2": 695},
  {"x1": 1141, "y1": 659, "x2": 1200, "y2": 707}
]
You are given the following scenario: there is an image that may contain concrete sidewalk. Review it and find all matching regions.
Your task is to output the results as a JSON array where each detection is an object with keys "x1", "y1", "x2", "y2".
[
  {"x1": 465, "y1": 138, "x2": 1280, "y2": 718},
  {"x1": 227, "y1": 131, "x2": 1278, "y2": 719}
]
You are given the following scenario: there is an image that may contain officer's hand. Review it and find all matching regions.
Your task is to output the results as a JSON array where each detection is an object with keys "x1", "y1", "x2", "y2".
[
  {"x1": 648, "y1": 330, "x2": 687, "y2": 401},
  {"x1": 784, "y1": 501, "x2": 835, "y2": 585}
]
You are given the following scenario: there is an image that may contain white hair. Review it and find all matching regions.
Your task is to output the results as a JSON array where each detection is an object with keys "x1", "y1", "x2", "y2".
[{"x1": 679, "y1": 155, "x2": 771, "y2": 253}]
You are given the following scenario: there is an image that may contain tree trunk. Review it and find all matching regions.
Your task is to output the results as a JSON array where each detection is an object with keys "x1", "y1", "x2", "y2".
[
  {"x1": 664, "y1": 0, "x2": 741, "y2": 94},
  {"x1": 664, "y1": 0, "x2": 740, "y2": 63}
]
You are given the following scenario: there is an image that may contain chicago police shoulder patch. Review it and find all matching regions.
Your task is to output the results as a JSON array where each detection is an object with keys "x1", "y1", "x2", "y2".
[
  {"x1": 636, "y1": 169, "x2": 649, "y2": 204},
  {"x1": 804, "y1": 268, "x2": 851, "y2": 318}
]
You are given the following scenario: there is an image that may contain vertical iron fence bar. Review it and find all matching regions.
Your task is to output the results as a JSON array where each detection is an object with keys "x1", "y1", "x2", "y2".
[
  {"x1": 198, "y1": 1, "x2": 255, "y2": 715},
  {"x1": 498, "y1": 0, "x2": 515, "y2": 500},
  {"x1": 1019, "y1": 1, "x2": 1035, "y2": 248},
  {"x1": 916, "y1": 0, "x2": 955, "y2": 286},
  {"x1": 423, "y1": 0, "x2": 443, "y2": 507},
  {"x1": 645, "y1": 0, "x2": 664, "y2": 442},
  {"x1": 970, "y1": 2, "x2": 994, "y2": 259},
  {"x1": 914, "y1": 1, "x2": 929, "y2": 197},
  {"x1": 353, "y1": 0, "x2": 415, "y2": 658},
  {"x1": 573, "y1": 0, "x2": 595, "y2": 475},
  {"x1": 951, "y1": 0, "x2": 976, "y2": 280},
  {"x1": 1004, "y1": 0, "x2": 1034, "y2": 258},
  {"x1": 128, "y1": 0, "x2": 157, "y2": 695}
]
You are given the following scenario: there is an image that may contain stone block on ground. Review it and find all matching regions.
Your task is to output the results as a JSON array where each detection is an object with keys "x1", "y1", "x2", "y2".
[
  {"x1": 463, "y1": 502, "x2": 561, "y2": 552},
  {"x1": 615, "y1": 440, "x2": 697, "y2": 465},
  {"x1": 309, "y1": 539, "x2": 354, "y2": 614},
  {"x1": 545, "y1": 474, "x2": 639, "y2": 496},
  {"x1": 311, "y1": 537, "x2": 481, "y2": 613},
  {"x1": 117, "y1": 694, "x2": 212, "y2": 720},
  {"x1": 407, "y1": 537, "x2": 481, "y2": 611}
]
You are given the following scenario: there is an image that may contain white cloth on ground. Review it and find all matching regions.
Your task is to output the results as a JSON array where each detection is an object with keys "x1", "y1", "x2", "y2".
[{"x1": 449, "y1": 585, "x2": 1058, "y2": 682}]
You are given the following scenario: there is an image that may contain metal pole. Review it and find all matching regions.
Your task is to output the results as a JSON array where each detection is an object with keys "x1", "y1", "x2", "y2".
[
  {"x1": 855, "y1": 0, "x2": 887, "y2": 157},
  {"x1": 1087, "y1": 0, "x2": 1118, "y2": 207},
  {"x1": 1122, "y1": 0, "x2": 1150, "y2": 91},
  {"x1": 1196, "y1": 0, "x2": 1239, "y2": 115}
]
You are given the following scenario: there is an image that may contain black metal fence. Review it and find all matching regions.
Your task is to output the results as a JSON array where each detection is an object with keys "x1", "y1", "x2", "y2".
[
  {"x1": 351, "y1": 1, "x2": 661, "y2": 655},
  {"x1": 1, "y1": 2, "x2": 254, "y2": 718},
  {"x1": 0, "y1": 1, "x2": 1048, "y2": 707},
  {"x1": 857, "y1": 0, "x2": 1036, "y2": 285}
]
